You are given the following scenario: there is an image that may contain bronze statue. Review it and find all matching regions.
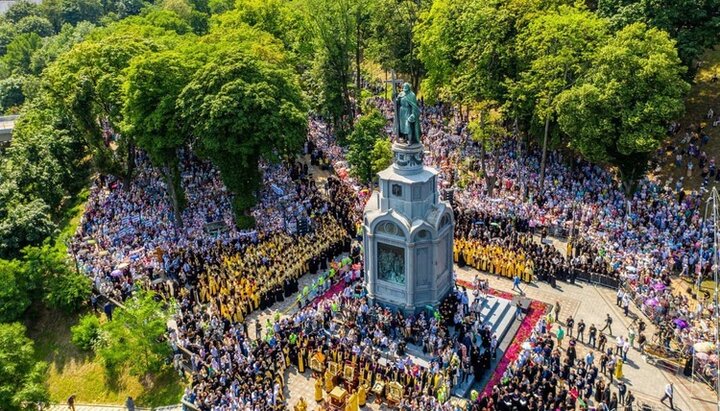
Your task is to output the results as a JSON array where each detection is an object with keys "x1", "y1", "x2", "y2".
[{"x1": 394, "y1": 83, "x2": 421, "y2": 145}]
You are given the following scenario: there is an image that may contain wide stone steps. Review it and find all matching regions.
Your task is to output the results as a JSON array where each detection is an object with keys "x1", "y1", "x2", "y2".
[{"x1": 475, "y1": 295, "x2": 516, "y2": 347}]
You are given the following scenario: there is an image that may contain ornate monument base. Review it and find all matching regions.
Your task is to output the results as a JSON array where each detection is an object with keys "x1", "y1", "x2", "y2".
[{"x1": 363, "y1": 139, "x2": 454, "y2": 312}]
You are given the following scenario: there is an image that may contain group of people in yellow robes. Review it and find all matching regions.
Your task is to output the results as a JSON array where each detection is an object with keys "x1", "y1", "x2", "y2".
[
  {"x1": 196, "y1": 215, "x2": 348, "y2": 323},
  {"x1": 454, "y1": 237, "x2": 534, "y2": 282}
]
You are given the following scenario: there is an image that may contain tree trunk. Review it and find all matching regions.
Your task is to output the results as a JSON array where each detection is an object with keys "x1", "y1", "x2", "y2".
[
  {"x1": 487, "y1": 147, "x2": 500, "y2": 197},
  {"x1": 355, "y1": 22, "x2": 362, "y2": 114},
  {"x1": 123, "y1": 139, "x2": 136, "y2": 189},
  {"x1": 539, "y1": 115, "x2": 550, "y2": 190},
  {"x1": 165, "y1": 160, "x2": 184, "y2": 229}
]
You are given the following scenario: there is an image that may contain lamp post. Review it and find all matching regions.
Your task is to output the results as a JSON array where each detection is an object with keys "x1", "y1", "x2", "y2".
[{"x1": 703, "y1": 187, "x2": 720, "y2": 411}]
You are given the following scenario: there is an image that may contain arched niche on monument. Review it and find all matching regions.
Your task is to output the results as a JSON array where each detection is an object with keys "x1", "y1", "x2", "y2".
[
  {"x1": 413, "y1": 229, "x2": 431, "y2": 243},
  {"x1": 375, "y1": 221, "x2": 406, "y2": 238},
  {"x1": 438, "y1": 213, "x2": 452, "y2": 231}
]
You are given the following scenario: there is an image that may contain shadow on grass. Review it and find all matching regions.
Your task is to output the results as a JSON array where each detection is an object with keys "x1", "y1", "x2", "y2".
[
  {"x1": 25, "y1": 303, "x2": 91, "y2": 374},
  {"x1": 135, "y1": 368, "x2": 185, "y2": 407}
]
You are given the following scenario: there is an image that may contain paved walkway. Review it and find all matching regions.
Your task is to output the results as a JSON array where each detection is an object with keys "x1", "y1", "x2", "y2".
[{"x1": 454, "y1": 266, "x2": 717, "y2": 411}]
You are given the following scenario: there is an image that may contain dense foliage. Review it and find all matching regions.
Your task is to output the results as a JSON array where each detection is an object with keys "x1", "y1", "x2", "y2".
[
  {"x1": 346, "y1": 108, "x2": 389, "y2": 183},
  {"x1": 0, "y1": 323, "x2": 49, "y2": 410},
  {"x1": 96, "y1": 291, "x2": 173, "y2": 376}
]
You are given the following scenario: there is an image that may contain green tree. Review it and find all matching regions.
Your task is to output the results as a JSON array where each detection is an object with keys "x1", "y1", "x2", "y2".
[
  {"x1": 0, "y1": 22, "x2": 17, "y2": 56},
  {"x1": 371, "y1": 137, "x2": 392, "y2": 175},
  {"x1": 15, "y1": 15, "x2": 56, "y2": 37},
  {"x1": 2, "y1": 33, "x2": 42, "y2": 75},
  {"x1": 468, "y1": 105, "x2": 507, "y2": 195},
  {"x1": 20, "y1": 243, "x2": 90, "y2": 313},
  {"x1": 0, "y1": 259, "x2": 31, "y2": 322},
  {"x1": 346, "y1": 108, "x2": 387, "y2": 183},
  {"x1": 71, "y1": 313, "x2": 101, "y2": 351},
  {"x1": 597, "y1": 0, "x2": 720, "y2": 74},
  {"x1": 304, "y1": 0, "x2": 357, "y2": 138},
  {"x1": 208, "y1": 0, "x2": 233, "y2": 14},
  {"x1": 44, "y1": 34, "x2": 159, "y2": 181},
  {"x1": 60, "y1": 0, "x2": 104, "y2": 25},
  {"x1": 97, "y1": 291, "x2": 172, "y2": 376},
  {"x1": 0, "y1": 199, "x2": 56, "y2": 258},
  {"x1": 1, "y1": 107, "x2": 85, "y2": 210},
  {"x1": 507, "y1": 5, "x2": 609, "y2": 189},
  {"x1": 103, "y1": 0, "x2": 147, "y2": 18},
  {"x1": 177, "y1": 52, "x2": 307, "y2": 227},
  {"x1": 369, "y1": 0, "x2": 428, "y2": 91},
  {"x1": 417, "y1": 0, "x2": 570, "y2": 106},
  {"x1": 0, "y1": 323, "x2": 49, "y2": 410},
  {"x1": 230, "y1": 0, "x2": 310, "y2": 57},
  {"x1": 0, "y1": 75, "x2": 25, "y2": 113},
  {"x1": 123, "y1": 51, "x2": 198, "y2": 227},
  {"x1": 4, "y1": 0, "x2": 40, "y2": 24},
  {"x1": 556, "y1": 23, "x2": 689, "y2": 193},
  {"x1": 28, "y1": 21, "x2": 96, "y2": 75}
]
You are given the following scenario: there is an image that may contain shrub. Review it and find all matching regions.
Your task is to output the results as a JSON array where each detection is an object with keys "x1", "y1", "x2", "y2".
[{"x1": 71, "y1": 313, "x2": 100, "y2": 351}]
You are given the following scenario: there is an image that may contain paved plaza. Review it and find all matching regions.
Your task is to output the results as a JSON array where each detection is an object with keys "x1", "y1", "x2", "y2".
[{"x1": 268, "y1": 266, "x2": 719, "y2": 411}]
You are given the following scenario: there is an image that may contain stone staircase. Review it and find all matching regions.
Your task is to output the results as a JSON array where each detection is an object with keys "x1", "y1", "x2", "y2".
[
  {"x1": 475, "y1": 294, "x2": 516, "y2": 344},
  {"x1": 451, "y1": 294, "x2": 518, "y2": 397}
]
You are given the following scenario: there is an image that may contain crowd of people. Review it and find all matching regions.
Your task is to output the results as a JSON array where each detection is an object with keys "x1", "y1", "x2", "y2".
[
  {"x1": 180, "y1": 265, "x2": 517, "y2": 410},
  {"x1": 483, "y1": 311, "x2": 640, "y2": 411},
  {"x1": 66, "y1": 84, "x2": 720, "y2": 409}
]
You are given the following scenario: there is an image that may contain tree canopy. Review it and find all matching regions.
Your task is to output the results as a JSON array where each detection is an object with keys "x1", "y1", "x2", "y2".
[
  {"x1": 0, "y1": 323, "x2": 48, "y2": 410},
  {"x1": 597, "y1": 0, "x2": 720, "y2": 73},
  {"x1": 556, "y1": 22, "x2": 689, "y2": 187},
  {"x1": 178, "y1": 51, "x2": 307, "y2": 227}
]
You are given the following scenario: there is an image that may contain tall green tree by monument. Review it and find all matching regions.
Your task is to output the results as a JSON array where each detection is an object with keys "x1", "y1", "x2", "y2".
[
  {"x1": 507, "y1": 5, "x2": 609, "y2": 189},
  {"x1": 177, "y1": 51, "x2": 307, "y2": 228},
  {"x1": 556, "y1": 23, "x2": 689, "y2": 193},
  {"x1": 347, "y1": 108, "x2": 387, "y2": 183},
  {"x1": 597, "y1": 0, "x2": 720, "y2": 75},
  {"x1": 123, "y1": 51, "x2": 198, "y2": 228}
]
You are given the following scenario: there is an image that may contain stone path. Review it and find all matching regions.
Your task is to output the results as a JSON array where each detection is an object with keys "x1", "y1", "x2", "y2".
[{"x1": 455, "y1": 266, "x2": 717, "y2": 411}]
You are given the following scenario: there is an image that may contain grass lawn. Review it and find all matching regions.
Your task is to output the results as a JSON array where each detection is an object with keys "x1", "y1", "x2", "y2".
[
  {"x1": 655, "y1": 45, "x2": 720, "y2": 196},
  {"x1": 26, "y1": 304, "x2": 185, "y2": 407}
]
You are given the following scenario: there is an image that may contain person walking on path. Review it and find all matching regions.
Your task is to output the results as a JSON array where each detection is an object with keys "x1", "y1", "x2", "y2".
[
  {"x1": 600, "y1": 313, "x2": 613, "y2": 336},
  {"x1": 622, "y1": 294, "x2": 630, "y2": 316},
  {"x1": 660, "y1": 383, "x2": 674, "y2": 410},
  {"x1": 67, "y1": 394, "x2": 76, "y2": 411},
  {"x1": 126, "y1": 397, "x2": 135, "y2": 411},
  {"x1": 512, "y1": 275, "x2": 523, "y2": 294},
  {"x1": 554, "y1": 301, "x2": 561, "y2": 322}
]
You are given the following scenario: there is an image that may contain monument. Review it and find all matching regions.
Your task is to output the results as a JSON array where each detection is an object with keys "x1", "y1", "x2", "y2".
[{"x1": 362, "y1": 82, "x2": 454, "y2": 312}]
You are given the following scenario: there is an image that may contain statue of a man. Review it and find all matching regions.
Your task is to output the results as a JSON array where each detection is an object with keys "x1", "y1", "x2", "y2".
[{"x1": 394, "y1": 83, "x2": 421, "y2": 145}]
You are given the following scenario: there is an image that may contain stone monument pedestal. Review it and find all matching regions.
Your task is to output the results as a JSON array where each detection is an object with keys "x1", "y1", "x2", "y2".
[{"x1": 362, "y1": 141, "x2": 454, "y2": 313}]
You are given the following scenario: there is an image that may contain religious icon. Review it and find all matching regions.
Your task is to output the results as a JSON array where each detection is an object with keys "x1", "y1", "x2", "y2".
[{"x1": 377, "y1": 243, "x2": 405, "y2": 284}]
